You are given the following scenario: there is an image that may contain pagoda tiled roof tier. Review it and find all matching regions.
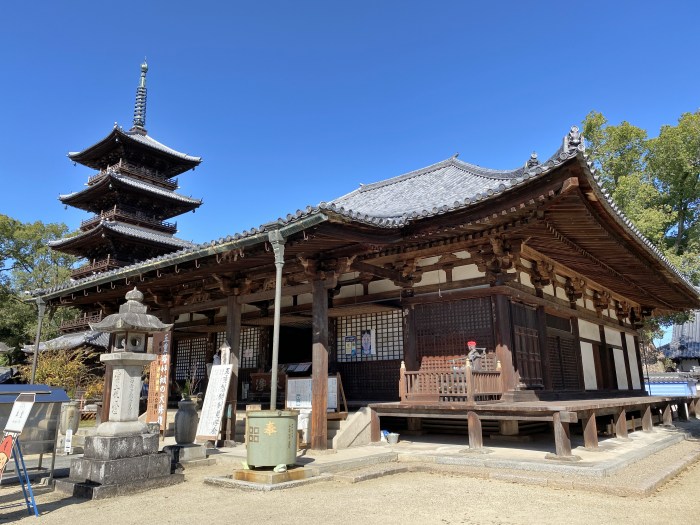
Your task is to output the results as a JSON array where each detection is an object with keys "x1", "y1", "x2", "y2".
[
  {"x1": 59, "y1": 171, "x2": 201, "y2": 219},
  {"x1": 35, "y1": 127, "x2": 700, "y2": 315},
  {"x1": 68, "y1": 126, "x2": 201, "y2": 178},
  {"x1": 664, "y1": 304, "x2": 700, "y2": 359},
  {"x1": 48, "y1": 220, "x2": 195, "y2": 260}
]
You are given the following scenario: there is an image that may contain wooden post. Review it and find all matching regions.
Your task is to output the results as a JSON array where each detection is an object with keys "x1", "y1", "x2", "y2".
[
  {"x1": 466, "y1": 362, "x2": 475, "y2": 404},
  {"x1": 310, "y1": 278, "x2": 329, "y2": 450},
  {"x1": 467, "y1": 411, "x2": 483, "y2": 449},
  {"x1": 399, "y1": 361, "x2": 406, "y2": 402},
  {"x1": 494, "y1": 295, "x2": 517, "y2": 392},
  {"x1": 552, "y1": 411, "x2": 573, "y2": 457},
  {"x1": 369, "y1": 407, "x2": 381, "y2": 443},
  {"x1": 689, "y1": 399, "x2": 699, "y2": 419},
  {"x1": 662, "y1": 403, "x2": 673, "y2": 427},
  {"x1": 403, "y1": 304, "x2": 418, "y2": 371},
  {"x1": 642, "y1": 405, "x2": 653, "y2": 432},
  {"x1": 678, "y1": 401, "x2": 689, "y2": 421},
  {"x1": 582, "y1": 412, "x2": 598, "y2": 449},
  {"x1": 614, "y1": 408, "x2": 629, "y2": 440},
  {"x1": 221, "y1": 295, "x2": 241, "y2": 445}
]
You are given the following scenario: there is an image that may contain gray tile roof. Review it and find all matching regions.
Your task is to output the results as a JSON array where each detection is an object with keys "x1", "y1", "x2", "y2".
[
  {"x1": 23, "y1": 330, "x2": 109, "y2": 353},
  {"x1": 34, "y1": 127, "x2": 699, "y2": 303},
  {"x1": 48, "y1": 220, "x2": 196, "y2": 249},
  {"x1": 329, "y1": 157, "x2": 527, "y2": 221},
  {"x1": 59, "y1": 172, "x2": 202, "y2": 206},
  {"x1": 68, "y1": 127, "x2": 201, "y2": 164},
  {"x1": 664, "y1": 306, "x2": 700, "y2": 359}
]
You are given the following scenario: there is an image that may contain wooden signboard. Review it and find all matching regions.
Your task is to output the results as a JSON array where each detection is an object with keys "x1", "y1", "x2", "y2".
[
  {"x1": 196, "y1": 364, "x2": 233, "y2": 441},
  {"x1": 145, "y1": 331, "x2": 172, "y2": 432}
]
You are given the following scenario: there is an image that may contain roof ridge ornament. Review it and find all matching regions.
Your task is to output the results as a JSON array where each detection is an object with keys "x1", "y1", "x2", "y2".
[
  {"x1": 564, "y1": 125, "x2": 585, "y2": 153},
  {"x1": 131, "y1": 59, "x2": 148, "y2": 134},
  {"x1": 526, "y1": 151, "x2": 539, "y2": 168}
]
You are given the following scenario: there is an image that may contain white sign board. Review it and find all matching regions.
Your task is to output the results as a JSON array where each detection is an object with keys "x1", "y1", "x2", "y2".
[
  {"x1": 286, "y1": 377, "x2": 337, "y2": 411},
  {"x1": 64, "y1": 429, "x2": 73, "y2": 454},
  {"x1": 5, "y1": 393, "x2": 36, "y2": 434},
  {"x1": 196, "y1": 364, "x2": 233, "y2": 441}
]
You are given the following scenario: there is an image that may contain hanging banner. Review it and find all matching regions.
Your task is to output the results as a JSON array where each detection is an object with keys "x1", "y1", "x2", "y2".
[
  {"x1": 145, "y1": 331, "x2": 172, "y2": 432},
  {"x1": 196, "y1": 364, "x2": 233, "y2": 441}
]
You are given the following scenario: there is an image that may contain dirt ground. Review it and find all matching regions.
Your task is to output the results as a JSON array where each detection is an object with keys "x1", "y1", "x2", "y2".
[{"x1": 1, "y1": 440, "x2": 699, "y2": 525}]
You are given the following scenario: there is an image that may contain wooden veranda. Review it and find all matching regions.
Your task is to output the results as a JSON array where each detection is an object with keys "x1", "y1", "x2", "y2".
[{"x1": 369, "y1": 395, "x2": 699, "y2": 459}]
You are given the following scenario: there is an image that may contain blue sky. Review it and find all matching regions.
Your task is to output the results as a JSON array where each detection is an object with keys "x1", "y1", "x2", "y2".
[{"x1": 2, "y1": 1, "x2": 698, "y2": 343}]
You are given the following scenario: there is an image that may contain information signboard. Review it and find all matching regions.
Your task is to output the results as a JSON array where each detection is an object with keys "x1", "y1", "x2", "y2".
[
  {"x1": 286, "y1": 377, "x2": 338, "y2": 410},
  {"x1": 196, "y1": 364, "x2": 233, "y2": 441},
  {"x1": 5, "y1": 393, "x2": 35, "y2": 434},
  {"x1": 145, "y1": 331, "x2": 172, "y2": 432}
]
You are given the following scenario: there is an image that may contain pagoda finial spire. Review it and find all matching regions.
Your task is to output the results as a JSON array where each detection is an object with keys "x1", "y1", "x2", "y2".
[{"x1": 132, "y1": 59, "x2": 148, "y2": 133}]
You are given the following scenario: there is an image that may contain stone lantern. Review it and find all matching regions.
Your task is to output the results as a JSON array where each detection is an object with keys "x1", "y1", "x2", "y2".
[
  {"x1": 90, "y1": 287, "x2": 173, "y2": 436},
  {"x1": 56, "y1": 288, "x2": 181, "y2": 499}
]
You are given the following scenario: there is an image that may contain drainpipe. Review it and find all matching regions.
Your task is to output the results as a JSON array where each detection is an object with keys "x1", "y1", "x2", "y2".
[
  {"x1": 268, "y1": 229, "x2": 285, "y2": 410},
  {"x1": 30, "y1": 296, "x2": 46, "y2": 384}
]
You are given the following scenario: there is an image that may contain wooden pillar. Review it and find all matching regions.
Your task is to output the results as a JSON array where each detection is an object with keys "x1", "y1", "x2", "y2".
[
  {"x1": 614, "y1": 408, "x2": 629, "y2": 440},
  {"x1": 662, "y1": 403, "x2": 673, "y2": 427},
  {"x1": 221, "y1": 295, "x2": 241, "y2": 444},
  {"x1": 620, "y1": 332, "x2": 633, "y2": 390},
  {"x1": 642, "y1": 405, "x2": 653, "y2": 432},
  {"x1": 582, "y1": 412, "x2": 598, "y2": 449},
  {"x1": 369, "y1": 407, "x2": 380, "y2": 443},
  {"x1": 552, "y1": 412, "x2": 572, "y2": 457},
  {"x1": 467, "y1": 411, "x2": 483, "y2": 449},
  {"x1": 499, "y1": 420, "x2": 519, "y2": 436},
  {"x1": 310, "y1": 278, "x2": 329, "y2": 450},
  {"x1": 494, "y1": 295, "x2": 517, "y2": 391},
  {"x1": 678, "y1": 401, "x2": 689, "y2": 421},
  {"x1": 403, "y1": 304, "x2": 418, "y2": 371},
  {"x1": 689, "y1": 399, "x2": 699, "y2": 419},
  {"x1": 536, "y1": 307, "x2": 552, "y2": 390}
]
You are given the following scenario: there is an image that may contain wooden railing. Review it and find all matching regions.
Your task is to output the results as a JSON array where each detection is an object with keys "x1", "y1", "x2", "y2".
[
  {"x1": 399, "y1": 354, "x2": 504, "y2": 404},
  {"x1": 59, "y1": 311, "x2": 103, "y2": 332},
  {"x1": 87, "y1": 159, "x2": 178, "y2": 190},
  {"x1": 70, "y1": 255, "x2": 128, "y2": 279},
  {"x1": 80, "y1": 206, "x2": 177, "y2": 233}
]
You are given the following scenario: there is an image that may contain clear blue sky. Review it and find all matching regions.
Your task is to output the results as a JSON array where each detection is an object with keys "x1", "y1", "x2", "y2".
[{"x1": 2, "y1": 1, "x2": 697, "y2": 342}]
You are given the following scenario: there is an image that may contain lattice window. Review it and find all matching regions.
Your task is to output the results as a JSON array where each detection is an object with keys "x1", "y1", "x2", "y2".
[
  {"x1": 174, "y1": 337, "x2": 208, "y2": 381},
  {"x1": 335, "y1": 310, "x2": 403, "y2": 362},
  {"x1": 414, "y1": 298, "x2": 495, "y2": 361},
  {"x1": 240, "y1": 327, "x2": 262, "y2": 369},
  {"x1": 214, "y1": 328, "x2": 263, "y2": 369}
]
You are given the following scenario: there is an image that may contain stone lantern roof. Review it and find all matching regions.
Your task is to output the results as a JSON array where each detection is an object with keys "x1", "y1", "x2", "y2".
[{"x1": 90, "y1": 287, "x2": 172, "y2": 333}]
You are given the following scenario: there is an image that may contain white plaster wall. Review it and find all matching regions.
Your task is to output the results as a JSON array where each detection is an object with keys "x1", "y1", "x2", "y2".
[
  {"x1": 625, "y1": 333, "x2": 641, "y2": 389},
  {"x1": 453, "y1": 250, "x2": 471, "y2": 259},
  {"x1": 417, "y1": 270, "x2": 445, "y2": 287},
  {"x1": 335, "y1": 283, "x2": 363, "y2": 299},
  {"x1": 555, "y1": 287, "x2": 568, "y2": 301},
  {"x1": 417, "y1": 256, "x2": 440, "y2": 267},
  {"x1": 452, "y1": 264, "x2": 483, "y2": 280},
  {"x1": 192, "y1": 313, "x2": 207, "y2": 321},
  {"x1": 297, "y1": 293, "x2": 312, "y2": 305},
  {"x1": 604, "y1": 327, "x2": 622, "y2": 347},
  {"x1": 368, "y1": 279, "x2": 401, "y2": 294},
  {"x1": 576, "y1": 298, "x2": 585, "y2": 308},
  {"x1": 578, "y1": 319, "x2": 600, "y2": 341},
  {"x1": 280, "y1": 296, "x2": 293, "y2": 308},
  {"x1": 241, "y1": 303, "x2": 258, "y2": 314},
  {"x1": 176, "y1": 313, "x2": 189, "y2": 323},
  {"x1": 580, "y1": 341, "x2": 598, "y2": 390},
  {"x1": 613, "y1": 348, "x2": 629, "y2": 389},
  {"x1": 520, "y1": 272, "x2": 534, "y2": 288},
  {"x1": 542, "y1": 284, "x2": 554, "y2": 296},
  {"x1": 339, "y1": 271, "x2": 359, "y2": 282}
]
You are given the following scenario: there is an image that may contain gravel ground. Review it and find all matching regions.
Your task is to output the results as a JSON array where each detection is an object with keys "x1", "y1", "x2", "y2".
[{"x1": 2, "y1": 436, "x2": 699, "y2": 524}]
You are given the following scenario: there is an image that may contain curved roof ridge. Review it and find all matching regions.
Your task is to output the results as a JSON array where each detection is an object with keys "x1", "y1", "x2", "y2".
[{"x1": 58, "y1": 172, "x2": 202, "y2": 205}]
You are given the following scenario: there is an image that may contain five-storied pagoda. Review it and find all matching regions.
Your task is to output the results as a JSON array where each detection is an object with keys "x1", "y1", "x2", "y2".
[{"x1": 50, "y1": 61, "x2": 202, "y2": 280}]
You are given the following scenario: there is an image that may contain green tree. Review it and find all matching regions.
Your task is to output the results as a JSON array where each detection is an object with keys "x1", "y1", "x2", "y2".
[
  {"x1": 0, "y1": 214, "x2": 78, "y2": 360},
  {"x1": 647, "y1": 112, "x2": 700, "y2": 256}
]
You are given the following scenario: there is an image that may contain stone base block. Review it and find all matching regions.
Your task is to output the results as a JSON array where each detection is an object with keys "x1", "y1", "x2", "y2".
[
  {"x1": 163, "y1": 444, "x2": 207, "y2": 463},
  {"x1": 84, "y1": 433, "x2": 159, "y2": 460},
  {"x1": 70, "y1": 452, "x2": 171, "y2": 485},
  {"x1": 55, "y1": 473, "x2": 184, "y2": 500}
]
